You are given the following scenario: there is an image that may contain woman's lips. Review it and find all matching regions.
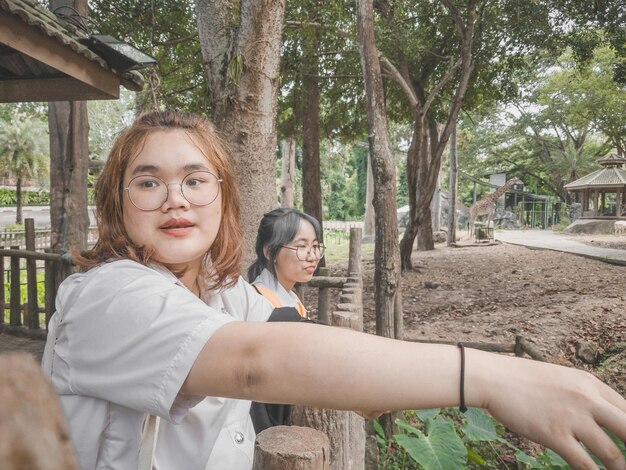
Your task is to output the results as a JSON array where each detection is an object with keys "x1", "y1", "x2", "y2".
[{"x1": 160, "y1": 218, "x2": 195, "y2": 237}]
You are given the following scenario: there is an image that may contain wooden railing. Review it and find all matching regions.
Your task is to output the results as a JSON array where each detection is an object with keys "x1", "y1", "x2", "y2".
[
  {"x1": 0, "y1": 219, "x2": 76, "y2": 337},
  {"x1": 0, "y1": 226, "x2": 98, "y2": 250}
]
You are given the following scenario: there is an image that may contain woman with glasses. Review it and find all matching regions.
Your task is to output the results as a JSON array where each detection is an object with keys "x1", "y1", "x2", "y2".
[
  {"x1": 248, "y1": 208, "x2": 325, "y2": 318},
  {"x1": 247, "y1": 208, "x2": 324, "y2": 433},
  {"x1": 42, "y1": 110, "x2": 625, "y2": 470}
]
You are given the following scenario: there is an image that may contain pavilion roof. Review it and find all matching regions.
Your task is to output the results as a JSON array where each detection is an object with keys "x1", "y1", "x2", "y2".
[
  {"x1": 0, "y1": 0, "x2": 145, "y2": 102},
  {"x1": 564, "y1": 167, "x2": 626, "y2": 190}
]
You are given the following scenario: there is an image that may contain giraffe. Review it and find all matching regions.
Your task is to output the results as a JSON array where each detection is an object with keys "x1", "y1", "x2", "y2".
[{"x1": 468, "y1": 177, "x2": 522, "y2": 239}]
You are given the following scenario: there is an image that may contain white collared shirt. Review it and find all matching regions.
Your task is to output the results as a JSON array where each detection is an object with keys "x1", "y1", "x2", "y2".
[
  {"x1": 252, "y1": 268, "x2": 302, "y2": 309},
  {"x1": 42, "y1": 259, "x2": 273, "y2": 470}
]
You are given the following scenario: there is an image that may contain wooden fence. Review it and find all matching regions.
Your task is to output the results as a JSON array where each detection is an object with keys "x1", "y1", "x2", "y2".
[{"x1": 0, "y1": 220, "x2": 100, "y2": 336}]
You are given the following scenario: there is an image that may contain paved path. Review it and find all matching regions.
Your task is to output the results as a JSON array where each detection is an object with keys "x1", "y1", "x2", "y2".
[{"x1": 495, "y1": 230, "x2": 626, "y2": 266}]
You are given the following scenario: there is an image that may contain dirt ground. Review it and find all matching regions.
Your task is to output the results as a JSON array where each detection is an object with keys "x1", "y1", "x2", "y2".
[{"x1": 311, "y1": 232, "x2": 626, "y2": 397}]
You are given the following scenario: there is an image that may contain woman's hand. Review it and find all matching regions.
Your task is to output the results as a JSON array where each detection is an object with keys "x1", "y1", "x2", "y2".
[{"x1": 470, "y1": 350, "x2": 626, "y2": 470}]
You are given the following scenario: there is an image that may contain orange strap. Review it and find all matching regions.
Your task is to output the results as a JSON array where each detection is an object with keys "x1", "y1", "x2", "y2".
[{"x1": 254, "y1": 285, "x2": 307, "y2": 318}]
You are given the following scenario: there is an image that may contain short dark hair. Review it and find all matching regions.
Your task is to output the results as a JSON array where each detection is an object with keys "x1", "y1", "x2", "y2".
[{"x1": 247, "y1": 208, "x2": 322, "y2": 281}]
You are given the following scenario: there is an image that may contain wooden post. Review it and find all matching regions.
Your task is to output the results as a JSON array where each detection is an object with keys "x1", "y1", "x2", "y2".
[
  {"x1": 10, "y1": 247, "x2": 21, "y2": 327},
  {"x1": 253, "y1": 426, "x2": 329, "y2": 470},
  {"x1": 290, "y1": 276, "x2": 365, "y2": 469},
  {"x1": 0, "y1": 248, "x2": 4, "y2": 325},
  {"x1": 348, "y1": 227, "x2": 362, "y2": 276},
  {"x1": 317, "y1": 267, "x2": 331, "y2": 325},
  {"x1": 25, "y1": 219, "x2": 39, "y2": 329},
  {"x1": 44, "y1": 256, "x2": 56, "y2": 328}
]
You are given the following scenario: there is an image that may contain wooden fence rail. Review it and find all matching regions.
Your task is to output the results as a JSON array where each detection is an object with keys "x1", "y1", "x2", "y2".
[{"x1": 0, "y1": 219, "x2": 74, "y2": 336}]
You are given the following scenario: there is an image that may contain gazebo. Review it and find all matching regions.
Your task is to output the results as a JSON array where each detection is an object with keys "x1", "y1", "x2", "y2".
[{"x1": 564, "y1": 154, "x2": 626, "y2": 219}]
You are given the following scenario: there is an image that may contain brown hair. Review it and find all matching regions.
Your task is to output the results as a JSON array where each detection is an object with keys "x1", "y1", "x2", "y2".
[{"x1": 77, "y1": 110, "x2": 242, "y2": 290}]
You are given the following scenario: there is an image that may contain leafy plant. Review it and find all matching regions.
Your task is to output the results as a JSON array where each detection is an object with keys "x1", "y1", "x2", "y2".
[{"x1": 375, "y1": 408, "x2": 626, "y2": 469}]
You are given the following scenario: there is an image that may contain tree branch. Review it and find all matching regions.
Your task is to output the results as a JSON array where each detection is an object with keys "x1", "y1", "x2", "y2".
[
  {"x1": 152, "y1": 33, "x2": 198, "y2": 47},
  {"x1": 379, "y1": 56, "x2": 418, "y2": 109},
  {"x1": 423, "y1": 57, "x2": 461, "y2": 116}
]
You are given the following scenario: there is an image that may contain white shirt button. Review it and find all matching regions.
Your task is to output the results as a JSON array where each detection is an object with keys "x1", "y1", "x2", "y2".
[{"x1": 234, "y1": 431, "x2": 245, "y2": 444}]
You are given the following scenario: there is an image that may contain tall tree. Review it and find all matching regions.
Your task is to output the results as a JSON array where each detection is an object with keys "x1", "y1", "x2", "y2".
[
  {"x1": 300, "y1": 0, "x2": 323, "y2": 235},
  {"x1": 0, "y1": 110, "x2": 49, "y2": 224},
  {"x1": 356, "y1": 0, "x2": 402, "y2": 340},
  {"x1": 48, "y1": 0, "x2": 91, "y2": 286},
  {"x1": 373, "y1": 0, "x2": 556, "y2": 269},
  {"x1": 379, "y1": 0, "x2": 483, "y2": 269},
  {"x1": 196, "y1": 0, "x2": 286, "y2": 262}
]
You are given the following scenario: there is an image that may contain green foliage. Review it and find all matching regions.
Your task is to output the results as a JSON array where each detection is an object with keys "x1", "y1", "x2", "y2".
[
  {"x1": 278, "y1": 0, "x2": 366, "y2": 141},
  {"x1": 394, "y1": 415, "x2": 467, "y2": 469},
  {"x1": 0, "y1": 188, "x2": 50, "y2": 206},
  {"x1": 87, "y1": 91, "x2": 135, "y2": 168},
  {"x1": 0, "y1": 109, "x2": 49, "y2": 183},
  {"x1": 375, "y1": 408, "x2": 626, "y2": 469},
  {"x1": 89, "y1": 1, "x2": 205, "y2": 113},
  {"x1": 320, "y1": 141, "x2": 365, "y2": 220},
  {"x1": 2, "y1": 268, "x2": 46, "y2": 323},
  {"x1": 456, "y1": 45, "x2": 624, "y2": 205},
  {"x1": 323, "y1": 230, "x2": 374, "y2": 263}
]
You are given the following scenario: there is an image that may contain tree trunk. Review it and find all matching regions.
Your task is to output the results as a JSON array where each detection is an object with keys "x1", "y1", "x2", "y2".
[
  {"x1": 47, "y1": 0, "x2": 90, "y2": 287},
  {"x1": 48, "y1": 101, "x2": 90, "y2": 286},
  {"x1": 301, "y1": 16, "x2": 325, "y2": 268},
  {"x1": 196, "y1": 0, "x2": 285, "y2": 263},
  {"x1": 395, "y1": 1, "x2": 479, "y2": 266},
  {"x1": 399, "y1": 119, "x2": 427, "y2": 271},
  {"x1": 15, "y1": 177, "x2": 22, "y2": 225},
  {"x1": 301, "y1": 71, "x2": 322, "y2": 227},
  {"x1": 431, "y1": 177, "x2": 441, "y2": 232},
  {"x1": 280, "y1": 139, "x2": 296, "y2": 208},
  {"x1": 447, "y1": 125, "x2": 458, "y2": 246},
  {"x1": 416, "y1": 209, "x2": 434, "y2": 251},
  {"x1": 356, "y1": 0, "x2": 402, "y2": 340},
  {"x1": 363, "y1": 151, "x2": 375, "y2": 240}
]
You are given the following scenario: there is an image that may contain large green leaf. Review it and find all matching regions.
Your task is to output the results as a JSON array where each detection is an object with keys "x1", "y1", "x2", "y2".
[
  {"x1": 461, "y1": 407, "x2": 506, "y2": 443},
  {"x1": 396, "y1": 419, "x2": 423, "y2": 437},
  {"x1": 394, "y1": 418, "x2": 467, "y2": 470},
  {"x1": 536, "y1": 448, "x2": 569, "y2": 468},
  {"x1": 415, "y1": 408, "x2": 441, "y2": 422}
]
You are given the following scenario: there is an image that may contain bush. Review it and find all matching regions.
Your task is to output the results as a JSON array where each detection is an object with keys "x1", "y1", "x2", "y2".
[{"x1": 0, "y1": 188, "x2": 50, "y2": 206}]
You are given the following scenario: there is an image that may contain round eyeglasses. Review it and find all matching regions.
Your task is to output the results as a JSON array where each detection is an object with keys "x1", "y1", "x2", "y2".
[
  {"x1": 124, "y1": 171, "x2": 222, "y2": 211},
  {"x1": 281, "y1": 244, "x2": 326, "y2": 261}
]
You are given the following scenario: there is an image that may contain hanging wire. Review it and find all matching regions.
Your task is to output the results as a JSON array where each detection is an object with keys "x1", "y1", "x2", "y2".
[{"x1": 52, "y1": 6, "x2": 90, "y2": 35}]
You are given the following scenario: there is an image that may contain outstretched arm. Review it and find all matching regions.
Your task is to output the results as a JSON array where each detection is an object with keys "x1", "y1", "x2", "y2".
[{"x1": 182, "y1": 322, "x2": 626, "y2": 470}]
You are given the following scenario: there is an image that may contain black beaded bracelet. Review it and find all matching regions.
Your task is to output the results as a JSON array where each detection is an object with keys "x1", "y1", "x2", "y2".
[{"x1": 457, "y1": 342, "x2": 468, "y2": 413}]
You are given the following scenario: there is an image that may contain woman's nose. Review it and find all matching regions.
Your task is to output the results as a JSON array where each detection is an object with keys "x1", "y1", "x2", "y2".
[{"x1": 161, "y1": 183, "x2": 190, "y2": 210}]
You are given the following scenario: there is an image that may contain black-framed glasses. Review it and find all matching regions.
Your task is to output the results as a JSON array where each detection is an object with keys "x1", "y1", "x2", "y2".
[
  {"x1": 281, "y1": 244, "x2": 326, "y2": 260},
  {"x1": 123, "y1": 171, "x2": 222, "y2": 211}
]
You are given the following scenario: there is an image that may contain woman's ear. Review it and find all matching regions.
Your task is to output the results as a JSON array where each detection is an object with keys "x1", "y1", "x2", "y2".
[{"x1": 263, "y1": 246, "x2": 270, "y2": 262}]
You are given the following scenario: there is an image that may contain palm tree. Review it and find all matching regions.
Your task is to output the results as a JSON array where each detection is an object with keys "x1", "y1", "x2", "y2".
[{"x1": 0, "y1": 110, "x2": 49, "y2": 224}]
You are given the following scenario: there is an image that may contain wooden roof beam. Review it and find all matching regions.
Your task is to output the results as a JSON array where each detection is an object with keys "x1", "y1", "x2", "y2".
[{"x1": 0, "y1": 12, "x2": 120, "y2": 101}]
